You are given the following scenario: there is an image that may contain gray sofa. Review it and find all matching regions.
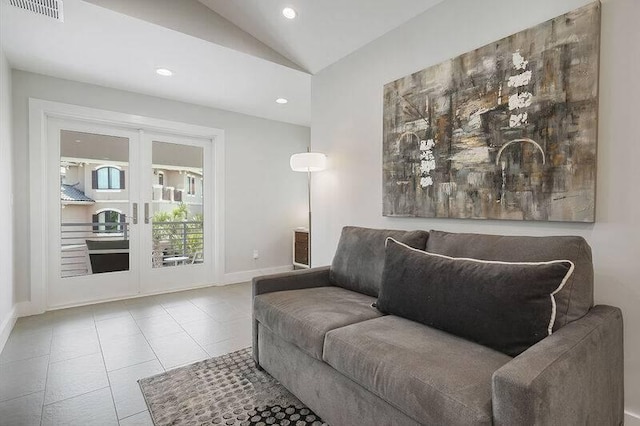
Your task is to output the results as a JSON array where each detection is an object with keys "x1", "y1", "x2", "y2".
[{"x1": 252, "y1": 227, "x2": 624, "y2": 425}]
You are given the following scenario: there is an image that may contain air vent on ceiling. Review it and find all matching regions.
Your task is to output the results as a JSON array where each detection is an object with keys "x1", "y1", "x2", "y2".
[{"x1": 8, "y1": 0, "x2": 64, "y2": 22}]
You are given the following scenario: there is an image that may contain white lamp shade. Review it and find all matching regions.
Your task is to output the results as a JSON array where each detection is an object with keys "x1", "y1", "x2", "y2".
[{"x1": 290, "y1": 152, "x2": 327, "y2": 172}]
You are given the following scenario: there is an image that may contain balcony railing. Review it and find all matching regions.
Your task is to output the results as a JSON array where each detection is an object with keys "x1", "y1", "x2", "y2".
[
  {"x1": 152, "y1": 220, "x2": 203, "y2": 268},
  {"x1": 60, "y1": 220, "x2": 203, "y2": 277},
  {"x1": 60, "y1": 221, "x2": 130, "y2": 278}
]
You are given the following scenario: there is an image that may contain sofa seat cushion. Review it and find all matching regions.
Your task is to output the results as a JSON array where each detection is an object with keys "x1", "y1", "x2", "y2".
[
  {"x1": 323, "y1": 316, "x2": 512, "y2": 426},
  {"x1": 254, "y1": 286, "x2": 382, "y2": 360}
]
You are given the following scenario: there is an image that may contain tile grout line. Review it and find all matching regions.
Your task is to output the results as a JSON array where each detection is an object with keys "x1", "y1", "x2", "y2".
[
  {"x1": 131, "y1": 315, "x2": 168, "y2": 373},
  {"x1": 40, "y1": 385, "x2": 111, "y2": 408},
  {"x1": 39, "y1": 323, "x2": 55, "y2": 426},
  {"x1": 48, "y1": 350, "x2": 102, "y2": 365},
  {"x1": 167, "y1": 300, "x2": 218, "y2": 362},
  {"x1": 0, "y1": 389, "x2": 43, "y2": 405},
  {"x1": 118, "y1": 408, "x2": 149, "y2": 424},
  {"x1": 156, "y1": 294, "x2": 249, "y2": 364},
  {"x1": 0, "y1": 325, "x2": 105, "y2": 367},
  {"x1": 98, "y1": 305, "x2": 163, "y2": 421},
  {"x1": 0, "y1": 351, "x2": 50, "y2": 368},
  {"x1": 162, "y1": 300, "x2": 218, "y2": 360},
  {"x1": 106, "y1": 358, "x2": 160, "y2": 375},
  {"x1": 185, "y1": 295, "x2": 252, "y2": 353},
  {"x1": 93, "y1": 312, "x2": 119, "y2": 422}
]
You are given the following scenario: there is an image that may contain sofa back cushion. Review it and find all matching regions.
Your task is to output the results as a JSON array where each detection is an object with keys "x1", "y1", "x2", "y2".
[
  {"x1": 378, "y1": 238, "x2": 575, "y2": 357},
  {"x1": 426, "y1": 230, "x2": 593, "y2": 330},
  {"x1": 330, "y1": 226, "x2": 429, "y2": 297}
]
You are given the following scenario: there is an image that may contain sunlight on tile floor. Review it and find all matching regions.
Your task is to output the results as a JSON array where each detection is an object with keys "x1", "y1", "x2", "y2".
[{"x1": 0, "y1": 282, "x2": 252, "y2": 425}]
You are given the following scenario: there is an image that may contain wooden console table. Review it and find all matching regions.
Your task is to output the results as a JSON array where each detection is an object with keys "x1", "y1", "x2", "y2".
[{"x1": 293, "y1": 229, "x2": 309, "y2": 268}]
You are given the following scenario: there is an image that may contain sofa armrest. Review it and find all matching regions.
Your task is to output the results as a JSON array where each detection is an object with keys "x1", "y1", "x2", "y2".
[
  {"x1": 492, "y1": 305, "x2": 623, "y2": 426},
  {"x1": 252, "y1": 266, "x2": 331, "y2": 297},
  {"x1": 252, "y1": 266, "x2": 331, "y2": 365}
]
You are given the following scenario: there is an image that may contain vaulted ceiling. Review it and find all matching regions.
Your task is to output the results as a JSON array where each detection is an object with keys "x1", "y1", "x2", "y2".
[
  {"x1": 1, "y1": 0, "x2": 444, "y2": 125},
  {"x1": 197, "y1": 0, "x2": 444, "y2": 74}
]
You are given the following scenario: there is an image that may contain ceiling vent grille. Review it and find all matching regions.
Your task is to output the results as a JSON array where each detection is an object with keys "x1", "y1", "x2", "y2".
[{"x1": 8, "y1": 0, "x2": 63, "y2": 22}]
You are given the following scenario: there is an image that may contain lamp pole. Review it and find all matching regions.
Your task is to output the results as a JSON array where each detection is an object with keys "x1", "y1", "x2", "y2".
[
  {"x1": 289, "y1": 152, "x2": 326, "y2": 269},
  {"x1": 307, "y1": 168, "x2": 312, "y2": 267}
]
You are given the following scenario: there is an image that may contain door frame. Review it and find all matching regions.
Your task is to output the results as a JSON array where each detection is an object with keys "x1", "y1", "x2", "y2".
[{"x1": 28, "y1": 98, "x2": 225, "y2": 314}]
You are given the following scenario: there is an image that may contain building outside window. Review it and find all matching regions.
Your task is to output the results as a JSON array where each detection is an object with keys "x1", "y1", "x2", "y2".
[
  {"x1": 93, "y1": 166, "x2": 125, "y2": 190},
  {"x1": 93, "y1": 210, "x2": 123, "y2": 233},
  {"x1": 187, "y1": 176, "x2": 196, "y2": 195}
]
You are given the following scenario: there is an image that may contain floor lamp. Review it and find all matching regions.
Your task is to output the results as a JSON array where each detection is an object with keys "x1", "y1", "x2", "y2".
[{"x1": 290, "y1": 152, "x2": 327, "y2": 267}]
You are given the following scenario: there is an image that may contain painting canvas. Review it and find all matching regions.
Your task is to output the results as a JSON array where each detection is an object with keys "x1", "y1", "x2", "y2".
[{"x1": 382, "y1": 2, "x2": 600, "y2": 222}]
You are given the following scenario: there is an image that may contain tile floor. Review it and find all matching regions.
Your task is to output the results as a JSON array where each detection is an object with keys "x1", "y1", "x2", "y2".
[{"x1": 0, "y1": 282, "x2": 253, "y2": 426}]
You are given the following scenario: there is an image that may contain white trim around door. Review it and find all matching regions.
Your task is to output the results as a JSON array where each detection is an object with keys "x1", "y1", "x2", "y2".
[{"x1": 27, "y1": 98, "x2": 225, "y2": 315}]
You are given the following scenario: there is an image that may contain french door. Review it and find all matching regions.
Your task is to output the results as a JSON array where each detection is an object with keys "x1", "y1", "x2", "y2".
[
  {"x1": 47, "y1": 118, "x2": 214, "y2": 308},
  {"x1": 139, "y1": 132, "x2": 214, "y2": 294}
]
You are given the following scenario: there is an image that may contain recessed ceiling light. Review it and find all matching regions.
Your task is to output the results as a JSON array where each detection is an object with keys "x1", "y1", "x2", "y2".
[
  {"x1": 276, "y1": 98, "x2": 289, "y2": 104},
  {"x1": 75, "y1": 139, "x2": 81, "y2": 143},
  {"x1": 156, "y1": 68, "x2": 173, "y2": 77},
  {"x1": 282, "y1": 7, "x2": 297, "y2": 19}
]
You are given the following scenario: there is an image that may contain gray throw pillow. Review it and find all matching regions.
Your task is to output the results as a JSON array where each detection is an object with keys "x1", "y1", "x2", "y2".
[
  {"x1": 377, "y1": 238, "x2": 575, "y2": 357},
  {"x1": 330, "y1": 226, "x2": 429, "y2": 297},
  {"x1": 426, "y1": 229, "x2": 593, "y2": 331}
]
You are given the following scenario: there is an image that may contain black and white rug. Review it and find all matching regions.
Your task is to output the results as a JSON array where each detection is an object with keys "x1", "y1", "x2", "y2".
[{"x1": 138, "y1": 347, "x2": 328, "y2": 426}]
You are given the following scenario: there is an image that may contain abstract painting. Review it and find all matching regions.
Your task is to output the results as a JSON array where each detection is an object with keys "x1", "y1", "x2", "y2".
[{"x1": 383, "y1": 2, "x2": 600, "y2": 222}]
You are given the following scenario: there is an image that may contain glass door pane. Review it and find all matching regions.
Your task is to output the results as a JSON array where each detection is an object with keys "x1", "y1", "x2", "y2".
[
  {"x1": 59, "y1": 130, "x2": 130, "y2": 277},
  {"x1": 150, "y1": 141, "x2": 204, "y2": 268}
]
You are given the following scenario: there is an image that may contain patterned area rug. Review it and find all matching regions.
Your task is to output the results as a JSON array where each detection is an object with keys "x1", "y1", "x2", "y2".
[{"x1": 138, "y1": 347, "x2": 328, "y2": 426}]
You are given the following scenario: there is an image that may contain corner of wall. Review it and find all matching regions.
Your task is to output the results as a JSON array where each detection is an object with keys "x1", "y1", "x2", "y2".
[
  {"x1": 0, "y1": 45, "x2": 17, "y2": 353},
  {"x1": 626, "y1": 411, "x2": 640, "y2": 426},
  {"x1": 0, "y1": 306, "x2": 17, "y2": 353},
  {"x1": 223, "y1": 265, "x2": 293, "y2": 286}
]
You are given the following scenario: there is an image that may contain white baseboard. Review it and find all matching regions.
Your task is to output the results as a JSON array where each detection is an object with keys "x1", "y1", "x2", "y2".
[
  {"x1": 223, "y1": 265, "x2": 293, "y2": 285},
  {"x1": 12, "y1": 266, "x2": 294, "y2": 318},
  {"x1": 15, "y1": 300, "x2": 44, "y2": 318},
  {"x1": 0, "y1": 305, "x2": 18, "y2": 354},
  {"x1": 626, "y1": 410, "x2": 640, "y2": 425}
]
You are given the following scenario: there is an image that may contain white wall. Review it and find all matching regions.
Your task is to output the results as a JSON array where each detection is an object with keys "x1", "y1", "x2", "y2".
[
  {"x1": 12, "y1": 70, "x2": 309, "y2": 302},
  {"x1": 0, "y1": 47, "x2": 15, "y2": 348},
  {"x1": 311, "y1": 0, "x2": 640, "y2": 417}
]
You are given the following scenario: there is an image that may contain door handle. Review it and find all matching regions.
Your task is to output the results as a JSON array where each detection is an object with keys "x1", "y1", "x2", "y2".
[
  {"x1": 132, "y1": 203, "x2": 138, "y2": 225},
  {"x1": 144, "y1": 203, "x2": 150, "y2": 224}
]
